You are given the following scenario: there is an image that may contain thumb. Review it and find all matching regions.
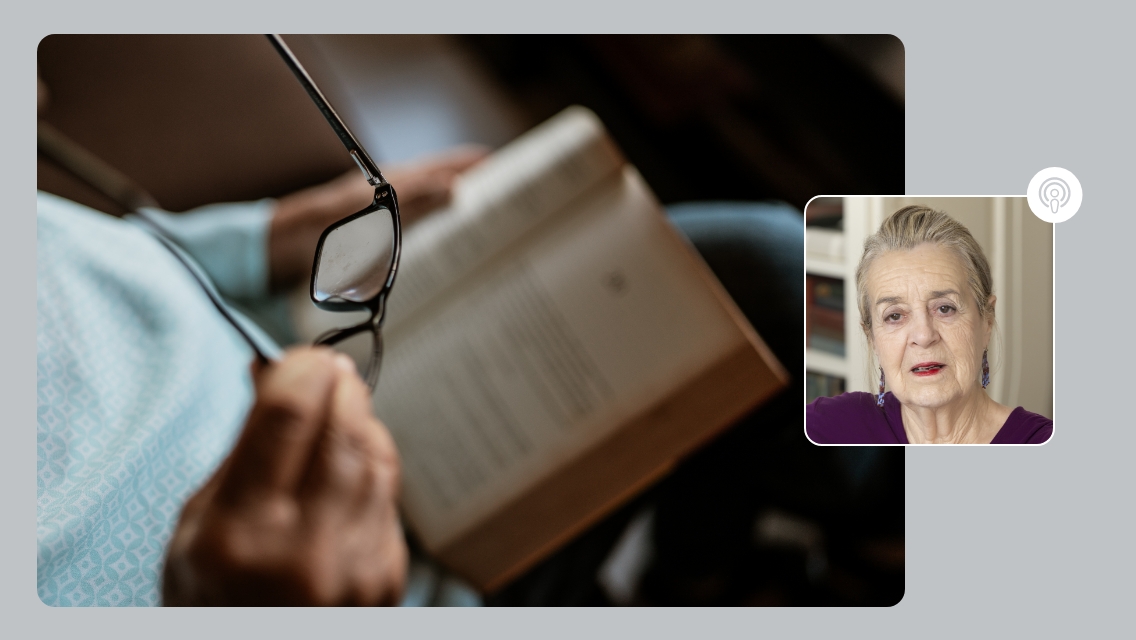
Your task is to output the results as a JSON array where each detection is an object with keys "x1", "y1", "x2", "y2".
[{"x1": 330, "y1": 355, "x2": 375, "y2": 428}]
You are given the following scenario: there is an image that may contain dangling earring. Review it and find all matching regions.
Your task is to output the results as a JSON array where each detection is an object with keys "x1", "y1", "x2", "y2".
[
  {"x1": 981, "y1": 348, "x2": 990, "y2": 389},
  {"x1": 877, "y1": 367, "x2": 886, "y2": 407}
]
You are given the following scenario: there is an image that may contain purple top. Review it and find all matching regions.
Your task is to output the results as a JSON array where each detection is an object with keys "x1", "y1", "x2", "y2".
[{"x1": 806, "y1": 392, "x2": 1053, "y2": 444}]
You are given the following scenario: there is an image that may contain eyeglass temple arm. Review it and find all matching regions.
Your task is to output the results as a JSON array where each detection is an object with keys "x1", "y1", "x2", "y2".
[{"x1": 266, "y1": 34, "x2": 387, "y2": 188}]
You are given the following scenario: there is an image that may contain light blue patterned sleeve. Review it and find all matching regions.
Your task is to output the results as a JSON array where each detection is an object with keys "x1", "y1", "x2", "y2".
[
  {"x1": 37, "y1": 192, "x2": 262, "y2": 606},
  {"x1": 129, "y1": 199, "x2": 276, "y2": 301}
]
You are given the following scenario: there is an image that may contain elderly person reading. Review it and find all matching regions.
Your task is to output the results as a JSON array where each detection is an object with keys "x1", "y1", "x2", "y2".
[{"x1": 807, "y1": 206, "x2": 1052, "y2": 445}]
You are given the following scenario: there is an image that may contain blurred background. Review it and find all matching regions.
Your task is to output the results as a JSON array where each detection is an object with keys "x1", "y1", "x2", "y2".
[
  {"x1": 38, "y1": 35, "x2": 904, "y2": 214},
  {"x1": 38, "y1": 34, "x2": 905, "y2": 605}
]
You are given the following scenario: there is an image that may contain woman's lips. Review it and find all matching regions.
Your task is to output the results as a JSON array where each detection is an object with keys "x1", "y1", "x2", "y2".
[{"x1": 910, "y1": 362, "x2": 946, "y2": 376}]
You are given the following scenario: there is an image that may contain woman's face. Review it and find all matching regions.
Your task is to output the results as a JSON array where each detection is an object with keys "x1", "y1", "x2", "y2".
[{"x1": 866, "y1": 243, "x2": 993, "y2": 411}]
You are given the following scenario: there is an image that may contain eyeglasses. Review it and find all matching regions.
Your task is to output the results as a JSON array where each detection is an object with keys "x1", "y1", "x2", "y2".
[
  {"x1": 268, "y1": 34, "x2": 401, "y2": 390},
  {"x1": 307, "y1": 185, "x2": 400, "y2": 389}
]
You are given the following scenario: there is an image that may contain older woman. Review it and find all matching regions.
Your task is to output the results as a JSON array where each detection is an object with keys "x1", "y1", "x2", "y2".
[{"x1": 806, "y1": 206, "x2": 1053, "y2": 444}]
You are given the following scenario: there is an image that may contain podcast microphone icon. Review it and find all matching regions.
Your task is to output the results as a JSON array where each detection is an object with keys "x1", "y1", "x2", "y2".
[
  {"x1": 1027, "y1": 167, "x2": 1081, "y2": 223},
  {"x1": 1040, "y1": 177, "x2": 1070, "y2": 214}
]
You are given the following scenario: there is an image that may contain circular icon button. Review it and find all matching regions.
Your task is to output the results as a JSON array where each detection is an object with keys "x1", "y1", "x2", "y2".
[{"x1": 1027, "y1": 167, "x2": 1082, "y2": 223}]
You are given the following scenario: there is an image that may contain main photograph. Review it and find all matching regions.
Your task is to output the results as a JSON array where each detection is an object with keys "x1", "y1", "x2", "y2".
[{"x1": 37, "y1": 34, "x2": 904, "y2": 606}]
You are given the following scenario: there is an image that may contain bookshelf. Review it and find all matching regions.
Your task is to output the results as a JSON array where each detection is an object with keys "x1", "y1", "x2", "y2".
[
  {"x1": 804, "y1": 196, "x2": 1053, "y2": 420},
  {"x1": 805, "y1": 197, "x2": 881, "y2": 399}
]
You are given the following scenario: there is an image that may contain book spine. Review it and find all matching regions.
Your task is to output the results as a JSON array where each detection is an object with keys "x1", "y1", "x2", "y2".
[
  {"x1": 806, "y1": 371, "x2": 846, "y2": 404},
  {"x1": 806, "y1": 275, "x2": 845, "y2": 357}
]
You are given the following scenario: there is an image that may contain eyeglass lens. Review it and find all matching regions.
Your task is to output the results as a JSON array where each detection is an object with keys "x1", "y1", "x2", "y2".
[
  {"x1": 323, "y1": 326, "x2": 383, "y2": 389},
  {"x1": 313, "y1": 206, "x2": 396, "y2": 305}
]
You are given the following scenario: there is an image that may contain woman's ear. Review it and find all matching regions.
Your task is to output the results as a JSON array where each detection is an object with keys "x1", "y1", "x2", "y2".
[{"x1": 986, "y1": 294, "x2": 997, "y2": 326}]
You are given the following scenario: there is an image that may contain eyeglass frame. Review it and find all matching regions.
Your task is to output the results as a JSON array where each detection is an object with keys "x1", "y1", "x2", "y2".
[
  {"x1": 267, "y1": 34, "x2": 403, "y2": 390},
  {"x1": 309, "y1": 184, "x2": 402, "y2": 390}
]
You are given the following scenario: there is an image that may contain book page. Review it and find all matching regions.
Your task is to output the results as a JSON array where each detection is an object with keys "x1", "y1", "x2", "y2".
[
  {"x1": 382, "y1": 106, "x2": 623, "y2": 332},
  {"x1": 375, "y1": 167, "x2": 745, "y2": 548}
]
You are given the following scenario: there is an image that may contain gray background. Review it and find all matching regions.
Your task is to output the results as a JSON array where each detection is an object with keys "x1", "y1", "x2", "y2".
[{"x1": 8, "y1": 0, "x2": 1132, "y2": 637}]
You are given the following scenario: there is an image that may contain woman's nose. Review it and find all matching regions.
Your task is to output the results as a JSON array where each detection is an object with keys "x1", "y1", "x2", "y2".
[{"x1": 909, "y1": 310, "x2": 939, "y2": 347}]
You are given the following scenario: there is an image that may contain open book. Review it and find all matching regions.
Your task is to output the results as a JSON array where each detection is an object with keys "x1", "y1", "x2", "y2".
[{"x1": 292, "y1": 107, "x2": 789, "y2": 591}]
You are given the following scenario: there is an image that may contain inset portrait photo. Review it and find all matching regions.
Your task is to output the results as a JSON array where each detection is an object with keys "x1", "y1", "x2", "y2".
[{"x1": 805, "y1": 196, "x2": 1053, "y2": 445}]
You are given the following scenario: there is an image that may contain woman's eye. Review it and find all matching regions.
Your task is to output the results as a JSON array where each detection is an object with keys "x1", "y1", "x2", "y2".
[
  {"x1": 937, "y1": 305, "x2": 956, "y2": 315},
  {"x1": 886, "y1": 312, "x2": 902, "y2": 322}
]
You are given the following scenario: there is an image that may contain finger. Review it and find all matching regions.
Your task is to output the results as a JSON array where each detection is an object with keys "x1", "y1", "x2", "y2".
[
  {"x1": 400, "y1": 172, "x2": 453, "y2": 206},
  {"x1": 180, "y1": 452, "x2": 230, "y2": 521},
  {"x1": 218, "y1": 348, "x2": 341, "y2": 502},
  {"x1": 422, "y1": 144, "x2": 491, "y2": 174},
  {"x1": 390, "y1": 144, "x2": 490, "y2": 177},
  {"x1": 347, "y1": 515, "x2": 408, "y2": 606},
  {"x1": 248, "y1": 356, "x2": 267, "y2": 383},
  {"x1": 396, "y1": 190, "x2": 452, "y2": 227},
  {"x1": 385, "y1": 145, "x2": 490, "y2": 193},
  {"x1": 301, "y1": 364, "x2": 399, "y2": 514},
  {"x1": 343, "y1": 371, "x2": 402, "y2": 508}
]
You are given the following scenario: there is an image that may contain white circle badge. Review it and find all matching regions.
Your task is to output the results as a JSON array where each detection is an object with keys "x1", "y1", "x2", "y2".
[{"x1": 1027, "y1": 167, "x2": 1082, "y2": 223}]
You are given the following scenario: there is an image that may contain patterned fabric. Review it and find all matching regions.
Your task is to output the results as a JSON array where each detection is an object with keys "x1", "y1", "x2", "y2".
[
  {"x1": 133, "y1": 201, "x2": 274, "y2": 301},
  {"x1": 37, "y1": 192, "x2": 480, "y2": 607},
  {"x1": 36, "y1": 192, "x2": 271, "y2": 605}
]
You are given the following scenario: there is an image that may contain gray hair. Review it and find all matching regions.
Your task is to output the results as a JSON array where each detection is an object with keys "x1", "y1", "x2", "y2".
[{"x1": 855, "y1": 205, "x2": 995, "y2": 336}]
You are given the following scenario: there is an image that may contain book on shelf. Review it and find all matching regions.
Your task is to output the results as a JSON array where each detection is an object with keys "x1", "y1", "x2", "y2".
[
  {"x1": 292, "y1": 106, "x2": 789, "y2": 592},
  {"x1": 808, "y1": 325, "x2": 845, "y2": 358},
  {"x1": 806, "y1": 274, "x2": 846, "y2": 357},
  {"x1": 810, "y1": 275, "x2": 843, "y2": 310},
  {"x1": 806, "y1": 371, "x2": 845, "y2": 404}
]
